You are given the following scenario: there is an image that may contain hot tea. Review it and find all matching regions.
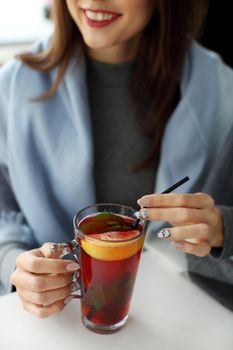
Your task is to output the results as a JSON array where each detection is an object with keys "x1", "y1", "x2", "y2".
[{"x1": 78, "y1": 212, "x2": 145, "y2": 332}]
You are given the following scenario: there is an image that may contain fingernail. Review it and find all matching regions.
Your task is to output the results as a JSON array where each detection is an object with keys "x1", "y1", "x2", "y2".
[
  {"x1": 138, "y1": 209, "x2": 149, "y2": 220},
  {"x1": 66, "y1": 263, "x2": 80, "y2": 271},
  {"x1": 157, "y1": 228, "x2": 171, "y2": 239},
  {"x1": 171, "y1": 241, "x2": 184, "y2": 248},
  {"x1": 137, "y1": 197, "x2": 150, "y2": 208},
  {"x1": 64, "y1": 296, "x2": 73, "y2": 305},
  {"x1": 48, "y1": 243, "x2": 57, "y2": 257},
  {"x1": 70, "y1": 281, "x2": 80, "y2": 292}
]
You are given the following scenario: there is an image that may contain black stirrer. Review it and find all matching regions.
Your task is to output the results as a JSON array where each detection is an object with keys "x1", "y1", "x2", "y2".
[{"x1": 132, "y1": 176, "x2": 190, "y2": 228}]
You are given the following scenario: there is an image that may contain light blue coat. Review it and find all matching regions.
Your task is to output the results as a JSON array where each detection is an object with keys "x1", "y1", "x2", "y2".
[{"x1": 1, "y1": 38, "x2": 233, "y2": 293}]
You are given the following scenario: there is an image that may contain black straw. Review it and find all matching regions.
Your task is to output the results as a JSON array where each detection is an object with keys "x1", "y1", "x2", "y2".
[
  {"x1": 132, "y1": 176, "x2": 190, "y2": 228},
  {"x1": 161, "y1": 176, "x2": 190, "y2": 194}
]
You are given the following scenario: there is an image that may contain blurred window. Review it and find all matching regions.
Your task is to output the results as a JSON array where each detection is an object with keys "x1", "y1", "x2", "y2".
[
  {"x1": 0, "y1": 0, "x2": 53, "y2": 64},
  {"x1": 0, "y1": 0, "x2": 53, "y2": 45}
]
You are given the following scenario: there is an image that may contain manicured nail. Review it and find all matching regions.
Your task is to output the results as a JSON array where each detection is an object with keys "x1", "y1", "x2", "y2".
[
  {"x1": 157, "y1": 228, "x2": 171, "y2": 239},
  {"x1": 70, "y1": 281, "x2": 80, "y2": 292},
  {"x1": 138, "y1": 209, "x2": 149, "y2": 220},
  {"x1": 50, "y1": 244, "x2": 57, "y2": 255},
  {"x1": 66, "y1": 263, "x2": 80, "y2": 271},
  {"x1": 137, "y1": 197, "x2": 150, "y2": 208},
  {"x1": 171, "y1": 241, "x2": 184, "y2": 248},
  {"x1": 64, "y1": 296, "x2": 73, "y2": 305}
]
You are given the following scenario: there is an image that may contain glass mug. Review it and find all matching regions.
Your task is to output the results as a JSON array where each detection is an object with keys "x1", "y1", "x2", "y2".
[{"x1": 51, "y1": 203, "x2": 146, "y2": 334}]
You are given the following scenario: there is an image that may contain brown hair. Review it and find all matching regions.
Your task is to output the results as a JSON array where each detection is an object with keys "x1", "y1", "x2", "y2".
[{"x1": 18, "y1": 0, "x2": 207, "y2": 168}]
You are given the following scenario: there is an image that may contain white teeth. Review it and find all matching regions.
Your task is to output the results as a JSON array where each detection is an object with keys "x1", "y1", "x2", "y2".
[{"x1": 86, "y1": 10, "x2": 115, "y2": 21}]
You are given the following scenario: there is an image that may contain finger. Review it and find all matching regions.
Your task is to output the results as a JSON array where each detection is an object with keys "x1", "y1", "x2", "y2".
[
  {"x1": 40, "y1": 242, "x2": 56, "y2": 258},
  {"x1": 16, "y1": 284, "x2": 72, "y2": 307},
  {"x1": 40, "y1": 242, "x2": 74, "y2": 261},
  {"x1": 11, "y1": 269, "x2": 73, "y2": 292},
  {"x1": 138, "y1": 207, "x2": 216, "y2": 226},
  {"x1": 138, "y1": 193, "x2": 214, "y2": 210},
  {"x1": 16, "y1": 249, "x2": 80, "y2": 274},
  {"x1": 21, "y1": 299, "x2": 66, "y2": 318},
  {"x1": 157, "y1": 223, "x2": 212, "y2": 242},
  {"x1": 171, "y1": 240, "x2": 211, "y2": 257}
]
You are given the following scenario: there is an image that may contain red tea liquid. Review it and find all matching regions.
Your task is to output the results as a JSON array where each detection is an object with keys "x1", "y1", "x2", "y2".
[{"x1": 78, "y1": 212, "x2": 144, "y2": 328}]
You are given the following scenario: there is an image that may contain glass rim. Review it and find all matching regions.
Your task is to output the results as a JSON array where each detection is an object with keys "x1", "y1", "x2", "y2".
[{"x1": 73, "y1": 203, "x2": 145, "y2": 243}]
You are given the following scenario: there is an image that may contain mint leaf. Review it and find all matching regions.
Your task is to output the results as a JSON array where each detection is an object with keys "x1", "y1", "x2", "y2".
[
  {"x1": 103, "y1": 271, "x2": 133, "y2": 308},
  {"x1": 80, "y1": 212, "x2": 131, "y2": 235},
  {"x1": 114, "y1": 271, "x2": 133, "y2": 307},
  {"x1": 90, "y1": 284, "x2": 106, "y2": 311}
]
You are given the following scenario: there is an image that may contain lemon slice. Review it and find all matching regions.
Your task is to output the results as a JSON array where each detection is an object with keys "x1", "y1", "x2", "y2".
[{"x1": 81, "y1": 231, "x2": 145, "y2": 261}]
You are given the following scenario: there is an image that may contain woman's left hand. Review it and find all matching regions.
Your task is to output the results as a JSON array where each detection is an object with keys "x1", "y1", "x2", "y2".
[{"x1": 137, "y1": 192, "x2": 224, "y2": 257}]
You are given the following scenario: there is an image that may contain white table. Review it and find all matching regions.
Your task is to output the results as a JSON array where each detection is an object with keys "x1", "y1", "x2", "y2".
[{"x1": 0, "y1": 249, "x2": 233, "y2": 350}]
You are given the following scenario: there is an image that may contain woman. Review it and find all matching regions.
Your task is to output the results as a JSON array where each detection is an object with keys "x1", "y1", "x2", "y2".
[{"x1": 0, "y1": 0, "x2": 232, "y2": 317}]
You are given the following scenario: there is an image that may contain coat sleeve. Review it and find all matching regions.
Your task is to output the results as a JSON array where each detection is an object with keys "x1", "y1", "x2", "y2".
[
  {"x1": 186, "y1": 95, "x2": 233, "y2": 311},
  {"x1": 0, "y1": 67, "x2": 36, "y2": 294}
]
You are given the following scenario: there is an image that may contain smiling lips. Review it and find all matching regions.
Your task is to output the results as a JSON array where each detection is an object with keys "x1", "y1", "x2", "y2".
[{"x1": 83, "y1": 9, "x2": 121, "y2": 28}]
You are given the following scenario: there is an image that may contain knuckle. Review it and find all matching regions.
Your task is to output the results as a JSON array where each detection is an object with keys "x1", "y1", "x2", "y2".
[
  {"x1": 34, "y1": 293, "x2": 48, "y2": 306},
  {"x1": 178, "y1": 208, "x2": 191, "y2": 223},
  {"x1": 37, "y1": 302, "x2": 63, "y2": 319},
  {"x1": 28, "y1": 256, "x2": 41, "y2": 273},
  {"x1": 63, "y1": 274, "x2": 72, "y2": 287},
  {"x1": 153, "y1": 208, "x2": 161, "y2": 220},
  {"x1": 155, "y1": 195, "x2": 163, "y2": 207},
  {"x1": 195, "y1": 242, "x2": 211, "y2": 257},
  {"x1": 54, "y1": 301, "x2": 65, "y2": 314},
  {"x1": 36, "y1": 308, "x2": 49, "y2": 319},
  {"x1": 205, "y1": 195, "x2": 214, "y2": 208},
  {"x1": 196, "y1": 192, "x2": 205, "y2": 199},
  {"x1": 200, "y1": 224, "x2": 210, "y2": 239},
  {"x1": 65, "y1": 284, "x2": 72, "y2": 296},
  {"x1": 61, "y1": 272, "x2": 72, "y2": 284},
  {"x1": 178, "y1": 194, "x2": 188, "y2": 207},
  {"x1": 204, "y1": 210, "x2": 217, "y2": 226},
  {"x1": 197, "y1": 193, "x2": 214, "y2": 208},
  {"x1": 31, "y1": 276, "x2": 46, "y2": 292},
  {"x1": 208, "y1": 198, "x2": 215, "y2": 208},
  {"x1": 28, "y1": 258, "x2": 40, "y2": 273}
]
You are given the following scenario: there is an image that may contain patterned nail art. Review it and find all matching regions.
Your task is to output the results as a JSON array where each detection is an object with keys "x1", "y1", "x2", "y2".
[
  {"x1": 138, "y1": 209, "x2": 149, "y2": 220},
  {"x1": 157, "y1": 228, "x2": 171, "y2": 239},
  {"x1": 70, "y1": 281, "x2": 80, "y2": 292}
]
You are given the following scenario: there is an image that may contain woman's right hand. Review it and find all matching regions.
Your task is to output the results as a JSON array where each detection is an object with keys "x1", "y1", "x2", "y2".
[{"x1": 11, "y1": 243, "x2": 79, "y2": 318}]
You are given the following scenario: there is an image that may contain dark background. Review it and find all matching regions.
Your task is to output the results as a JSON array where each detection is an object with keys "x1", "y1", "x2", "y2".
[{"x1": 200, "y1": 1, "x2": 233, "y2": 68}]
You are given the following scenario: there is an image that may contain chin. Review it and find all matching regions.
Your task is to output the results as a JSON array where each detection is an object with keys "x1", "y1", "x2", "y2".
[{"x1": 83, "y1": 35, "x2": 114, "y2": 50}]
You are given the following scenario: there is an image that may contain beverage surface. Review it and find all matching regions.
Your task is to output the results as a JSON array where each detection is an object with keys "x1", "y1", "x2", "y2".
[{"x1": 79, "y1": 212, "x2": 144, "y2": 260}]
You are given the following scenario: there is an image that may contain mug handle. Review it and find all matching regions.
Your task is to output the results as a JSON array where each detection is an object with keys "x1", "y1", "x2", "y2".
[{"x1": 51, "y1": 240, "x2": 83, "y2": 298}]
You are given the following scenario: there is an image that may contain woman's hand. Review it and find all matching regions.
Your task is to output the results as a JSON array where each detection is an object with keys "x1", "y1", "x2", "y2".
[
  {"x1": 11, "y1": 243, "x2": 79, "y2": 318},
  {"x1": 137, "y1": 192, "x2": 224, "y2": 257}
]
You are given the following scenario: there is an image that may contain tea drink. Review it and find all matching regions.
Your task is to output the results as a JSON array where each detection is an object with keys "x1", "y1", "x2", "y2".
[{"x1": 77, "y1": 211, "x2": 145, "y2": 333}]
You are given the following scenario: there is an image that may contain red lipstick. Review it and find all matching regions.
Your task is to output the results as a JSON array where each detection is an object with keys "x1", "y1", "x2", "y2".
[{"x1": 83, "y1": 9, "x2": 121, "y2": 28}]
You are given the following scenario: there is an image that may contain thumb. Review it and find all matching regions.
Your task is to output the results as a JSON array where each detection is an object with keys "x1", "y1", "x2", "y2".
[{"x1": 40, "y1": 242, "x2": 57, "y2": 258}]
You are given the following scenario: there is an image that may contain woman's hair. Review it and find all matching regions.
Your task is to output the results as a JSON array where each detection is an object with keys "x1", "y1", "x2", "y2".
[{"x1": 18, "y1": 0, "x2": 207, "y2": 168}]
